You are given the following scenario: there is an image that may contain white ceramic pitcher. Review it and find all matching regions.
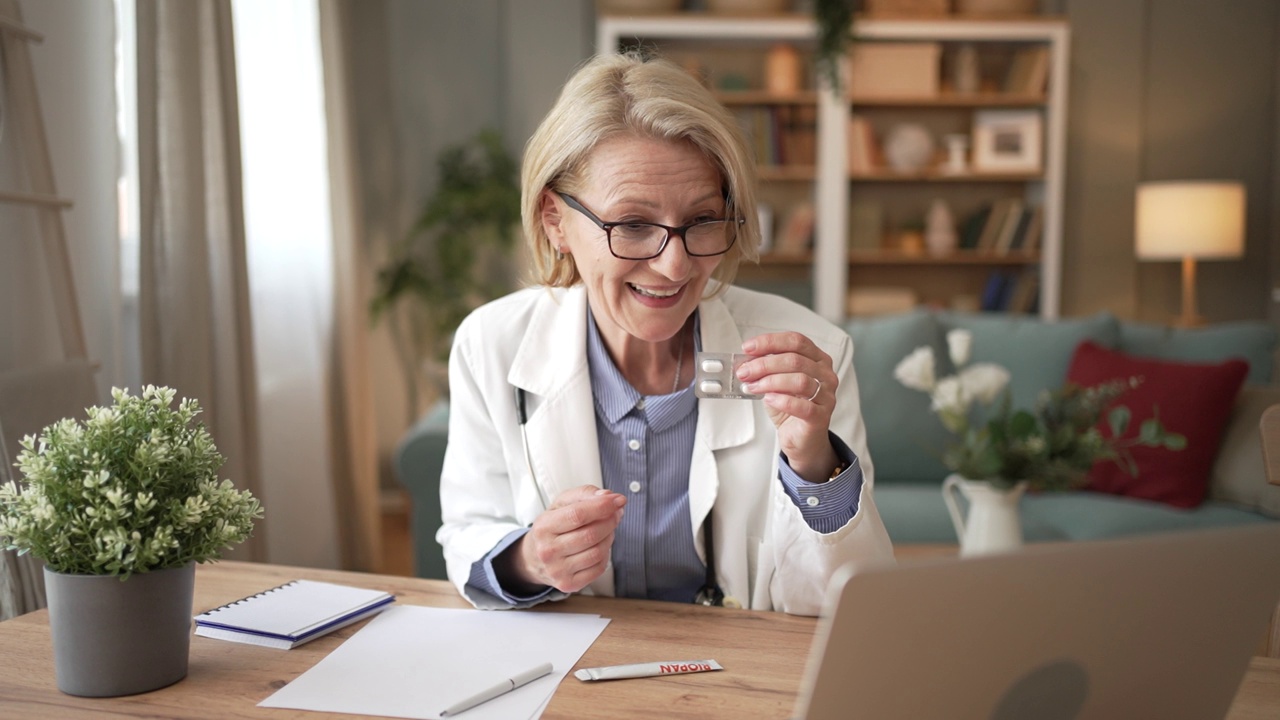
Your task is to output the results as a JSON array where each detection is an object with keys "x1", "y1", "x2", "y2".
[{"x1": 942, "y1": 474, "x2": 1028, "y2": 557}]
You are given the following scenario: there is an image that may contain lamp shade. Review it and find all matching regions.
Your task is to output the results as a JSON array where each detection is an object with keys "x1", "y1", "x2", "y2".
[{"x1": 1135, "y1": 181, "x2": 1245, "y2": 260}]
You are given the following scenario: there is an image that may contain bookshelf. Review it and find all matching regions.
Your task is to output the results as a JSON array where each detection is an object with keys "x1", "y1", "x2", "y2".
[{"x1": 596, "y1": 14, "x2": 1069, "y2": 322}]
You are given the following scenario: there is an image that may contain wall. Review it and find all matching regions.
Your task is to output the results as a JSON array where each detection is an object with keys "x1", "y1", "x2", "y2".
[
  {"x1": 351, "y1": 0, "x2": 594, "y2": 484},
  {"x1": 1272, "y1": 7, "x2": 1280, "y2": 332},
  {"x1": 0, "y1": 0, "x2": 121, "y2": 394},
  {"x1": 1061, "y1": 0, "x2": 1279, "y2": 323}
]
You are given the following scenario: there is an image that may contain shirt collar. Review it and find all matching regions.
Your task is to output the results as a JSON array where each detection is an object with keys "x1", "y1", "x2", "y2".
[{"x1": 586, "y1": 306, "x2": 700, "y2": 429}]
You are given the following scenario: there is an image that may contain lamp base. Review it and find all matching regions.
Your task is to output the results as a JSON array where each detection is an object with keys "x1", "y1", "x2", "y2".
[{"x1": 1175, "y1": 256, "x2": 1206, "y2": 329}]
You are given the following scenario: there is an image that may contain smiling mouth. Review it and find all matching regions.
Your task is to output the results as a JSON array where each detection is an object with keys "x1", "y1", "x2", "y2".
[{"x1": 628, "y1": 283, "x2": 683, "y2": 299}]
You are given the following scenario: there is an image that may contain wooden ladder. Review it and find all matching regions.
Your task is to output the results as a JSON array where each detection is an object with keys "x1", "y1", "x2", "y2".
[
  {"x1": 0, "y1": 0, "x2": 88, "y2": 361},
  {"x1": 0, "y1": 0, "x2": 95, "y2": 620}
]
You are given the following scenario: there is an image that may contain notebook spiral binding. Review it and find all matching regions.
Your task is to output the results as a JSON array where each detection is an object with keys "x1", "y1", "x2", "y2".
[{"x1": 201, "y1": 580, "x2": 300, "y2": 614}]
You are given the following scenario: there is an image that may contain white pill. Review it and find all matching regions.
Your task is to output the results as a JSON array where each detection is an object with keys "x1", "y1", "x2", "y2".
[
  {"x1": 700, "y1": 359, "x2": 724, "y2": 373},
  {"x1": 699, "y1": 380, "x2": 723, "y2": 394}
]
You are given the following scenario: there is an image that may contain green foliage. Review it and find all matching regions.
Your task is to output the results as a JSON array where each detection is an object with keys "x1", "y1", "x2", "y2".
[
  {"x1": 943, "y1": 380, "x2": 1186, "y2": 492},
  {"x1": 0, "y1": 386, "x2": 263, "y2": 578},
  {"x1": 814, "y1": 0, "x2": 856, "y2": 92},
  {"x1": 369, "y1": 129, "x2": 521, "y2": 366}
]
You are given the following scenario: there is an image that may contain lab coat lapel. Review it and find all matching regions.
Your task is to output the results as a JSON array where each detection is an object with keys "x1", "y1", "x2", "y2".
[
  {"x1": 507, "y1": 288, "x2": 605, "y2": 512},
  {"x1": 688, "y1": 294, "x2": 756, "y2": 535}
]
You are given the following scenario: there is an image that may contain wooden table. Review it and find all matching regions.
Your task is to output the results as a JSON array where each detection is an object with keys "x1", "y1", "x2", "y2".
[{"x1": 0, "y1": 560, "x2": 1276, "y2": 719}]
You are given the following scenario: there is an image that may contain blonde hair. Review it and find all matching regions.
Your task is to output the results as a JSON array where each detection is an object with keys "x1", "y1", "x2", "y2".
[{"x1": 521, "y1": 51, "x2": 760, "y2": 290}]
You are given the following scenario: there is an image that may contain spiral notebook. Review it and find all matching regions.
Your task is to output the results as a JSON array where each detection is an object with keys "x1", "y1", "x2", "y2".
[{"x1": 194, "y1": 579, "x2": 395, "y2": 649}]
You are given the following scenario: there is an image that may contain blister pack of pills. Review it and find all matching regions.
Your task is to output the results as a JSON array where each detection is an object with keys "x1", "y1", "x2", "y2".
[{"x1": 692, "y1": 352, "x2": 760, "y2": 400}]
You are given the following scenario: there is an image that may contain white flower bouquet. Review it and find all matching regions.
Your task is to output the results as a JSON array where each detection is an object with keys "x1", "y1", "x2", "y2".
[
  {"x1": 894, "y1": 330, "x2": 1185, "y2": 492},
  {"x1": 0, "y1": 386, "x2": 263, "y2": 577}
]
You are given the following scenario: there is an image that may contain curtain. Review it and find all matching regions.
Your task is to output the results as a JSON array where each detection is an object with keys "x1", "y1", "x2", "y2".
[
  {"x1": 135, "y1": 0, "x2": 265, "y2": 562},
  {"x1": 318, "y1": 0, "x2": 382, "y2": 571}
]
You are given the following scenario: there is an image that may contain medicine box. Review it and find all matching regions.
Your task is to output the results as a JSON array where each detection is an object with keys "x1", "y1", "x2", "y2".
[{"x1": 846, "y1": 43, "x2": 942, "y2": 98}]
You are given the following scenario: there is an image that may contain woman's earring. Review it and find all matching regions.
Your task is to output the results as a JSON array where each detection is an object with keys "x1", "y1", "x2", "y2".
[{"x1": 556, "y1": 246, "x2": 565, "y2": 261}]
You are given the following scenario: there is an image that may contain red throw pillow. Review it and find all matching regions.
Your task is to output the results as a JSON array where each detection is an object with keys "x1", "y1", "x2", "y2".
[{"x1": 1065, "y1": 340, "x2": 1248, "y2": 508}]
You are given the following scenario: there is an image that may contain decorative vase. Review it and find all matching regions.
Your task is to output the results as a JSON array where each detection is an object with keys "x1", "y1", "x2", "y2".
[
  {"x1": 941, "y1": 475, "x2": 1027, "y2": 557},
  {"x1": 764, "y1": 43, "x2": 802, "y2": 94},
  {"x1": 942, "y1": 133, "x2": 969, "y2": 175},
  {"x1": 951, "y1": 43, "x2": 981, "y2": 94},
  {"x1": 44, "y1": 562, "x2": 195, "y2": 697},
  {"x1": 883, "y1": 123, "x2": 935, "y2": 174},
  {"x1": 924, "y1": 199, "x2": 958, "y2": 256}
]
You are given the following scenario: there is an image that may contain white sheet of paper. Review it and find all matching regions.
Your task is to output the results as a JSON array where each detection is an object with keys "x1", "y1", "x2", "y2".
[{"x1": 258, "y1": 605, "x2": 609, "y2": 720}]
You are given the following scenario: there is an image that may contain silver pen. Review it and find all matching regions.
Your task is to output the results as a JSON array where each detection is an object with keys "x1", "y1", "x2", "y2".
[{"x1": 439, "y1": 662, "x2": 554, "y2": 717}]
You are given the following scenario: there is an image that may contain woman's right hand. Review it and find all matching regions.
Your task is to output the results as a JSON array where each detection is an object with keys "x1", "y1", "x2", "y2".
[{"x1": 505, "y1": 485, "x2": 626, "y2": 594}]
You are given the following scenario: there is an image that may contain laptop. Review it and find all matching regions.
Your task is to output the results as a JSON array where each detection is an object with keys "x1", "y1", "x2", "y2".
[{"x1": 793, "y1": 524, "x2": 1280, "y2": 720}]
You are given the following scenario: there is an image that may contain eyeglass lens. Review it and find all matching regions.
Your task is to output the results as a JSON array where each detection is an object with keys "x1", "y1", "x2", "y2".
[{"x1": 611, "y1": 222, "x2": 735, "y2": 259}]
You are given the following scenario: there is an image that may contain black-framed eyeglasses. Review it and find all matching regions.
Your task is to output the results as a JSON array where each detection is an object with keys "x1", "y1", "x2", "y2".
[{"x1": 557, "y1": 192, "x2": 741, "y2": 261}]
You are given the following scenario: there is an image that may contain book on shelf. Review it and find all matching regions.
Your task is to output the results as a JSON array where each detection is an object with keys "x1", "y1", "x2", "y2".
[
  {"x1": 1017, "y1": 205, "x2": 1044, "y2": 252},
  {"x1": 787, "y1": 104, "x2": 817, "y2": 165},
  {"x1": 992, "y1": 199, "x2": 1026, "y2": 255},
  {"x1": 1003, "y1": 46, "x2": 1050, "y2": 95},
  {"x1": 194, "y1": 579, "x2": 395, "y2": 650},
  {"x1": 975, "y1": 198, "x2": 1014, "y2": 252},
  {"x1": 1004, "y1": 269, "x2": 1041, "y2": 314},
  {"x1": 978, "y1": 269, "x2": 1039, "y2": 313},
  {"x1": 979, "y1": 271, "x2": 1013, "y2": 312},
  {"x1": 847, "y1": 114, "x2": 880, "y2": 175},
  {"x1": 958, "y1": 205, "x2": 991, "y2": 251},
  {"x1": 1004, "y1": 206, "x2": 1029, "y2": 253},
  {"x1": 732, "y1": 105, "x2": 817, "y2": 168},
  {"x1": 775, "y1": 201, "x2": 815, "y2": 256}
]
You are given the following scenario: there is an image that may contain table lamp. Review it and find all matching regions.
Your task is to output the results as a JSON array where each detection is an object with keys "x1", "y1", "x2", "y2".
[{"x1": 1135, "y1": 181, "x2": 1245, "y2": 327}]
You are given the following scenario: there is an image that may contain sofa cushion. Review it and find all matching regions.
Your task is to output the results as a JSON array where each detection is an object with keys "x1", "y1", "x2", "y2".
[
  {"x1": 1119, "y1": 320, "x2": 1277, "y2": 385},
  {"x1": 1066, "y1": 341, "x2": 1248, "y2": 509},
  {"x1": 844, "y1": 310, "x2": 951, "y2": 484},
  {"x1": 936, "y1": 311, "x2": 1120, "y2": 411},
  {"x1": 1208, "y1": 384, "x2": 1280, "y2": 519},
  {"x1": 875, "y1": 483, "x2": 1273, "y2": 545}
]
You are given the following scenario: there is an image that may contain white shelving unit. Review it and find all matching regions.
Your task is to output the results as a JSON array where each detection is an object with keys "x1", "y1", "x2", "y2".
[{"x1": 597, "y1": 14, "x2": 1070, "y2": 322}]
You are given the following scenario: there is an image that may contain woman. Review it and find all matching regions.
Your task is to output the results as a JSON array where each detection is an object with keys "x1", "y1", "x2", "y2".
[{"x1": 437, "y1": 52, "x2": 894, "y2": 615}]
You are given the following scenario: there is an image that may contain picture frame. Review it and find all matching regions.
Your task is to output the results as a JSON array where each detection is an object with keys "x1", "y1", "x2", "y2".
[{"x1": 971, "y1": 109, "x2": 1042, "y2": 173}]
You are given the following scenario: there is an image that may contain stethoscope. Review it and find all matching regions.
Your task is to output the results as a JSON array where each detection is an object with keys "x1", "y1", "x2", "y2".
[{"x1": 514, "y1": 385, "x2": 724, "y2": 607}]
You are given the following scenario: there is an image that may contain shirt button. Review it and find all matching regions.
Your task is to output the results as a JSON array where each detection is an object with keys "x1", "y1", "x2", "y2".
[
  {"x1": 636, "y1": 398, "x2": 646, "y2": 410},
  {"x1": 805, "y1": 496, "x2": 820, "y2": 507},
  {"x1": 627, "y1": 439, "x2": 641, "y2": 451},
  {"x1": 628, "y1": 481, "x2": 642, "y2": 493}
]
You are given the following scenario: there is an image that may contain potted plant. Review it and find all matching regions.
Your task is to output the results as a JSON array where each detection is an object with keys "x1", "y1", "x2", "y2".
[
  {"x1": 893, "y1": 330, "x2": 1185, "y2": 555},
  {"x1": 0, "y1": 386, "x2": 262, "y2": 697},
  {"x1": 370, "y1": 129, "x2": 521, "y2": 421}
]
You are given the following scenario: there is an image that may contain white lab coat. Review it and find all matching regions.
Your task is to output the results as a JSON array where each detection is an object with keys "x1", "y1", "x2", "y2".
[{"x1": 436, "y1": 284, "x2": 895, "y2": 615}]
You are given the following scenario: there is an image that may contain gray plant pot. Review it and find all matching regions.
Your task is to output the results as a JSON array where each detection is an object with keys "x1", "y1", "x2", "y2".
[{"x1": 44, "y1": 562, "x2": 195, "y2": 697}]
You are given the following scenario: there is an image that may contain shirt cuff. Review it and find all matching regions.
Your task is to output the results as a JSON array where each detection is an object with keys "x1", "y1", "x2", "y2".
[
  {"x1": 465, "y1": 527, "x2": 557, "y2": 608},
  {"x1": 778, "y1": 431, "x2": 864, "y2": 534}
]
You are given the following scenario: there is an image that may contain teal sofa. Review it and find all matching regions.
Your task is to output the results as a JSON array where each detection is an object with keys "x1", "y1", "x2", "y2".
[
  {"x1": 396, "y1": 311, "x2": 1280, "y2": 578},
  {"x1": 850, "y1": 310, "x2": 1280, "y2": 544}
]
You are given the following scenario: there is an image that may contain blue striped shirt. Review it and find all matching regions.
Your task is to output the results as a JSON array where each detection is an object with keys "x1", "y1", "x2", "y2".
[{"x1": 466, "y1": 308, "x2": 863, "y2": 607}]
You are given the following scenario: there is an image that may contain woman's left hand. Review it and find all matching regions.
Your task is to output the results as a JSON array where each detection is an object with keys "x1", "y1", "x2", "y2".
[{"x1": 736, "y1": 332, "x2": 840, "y2": 483}]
